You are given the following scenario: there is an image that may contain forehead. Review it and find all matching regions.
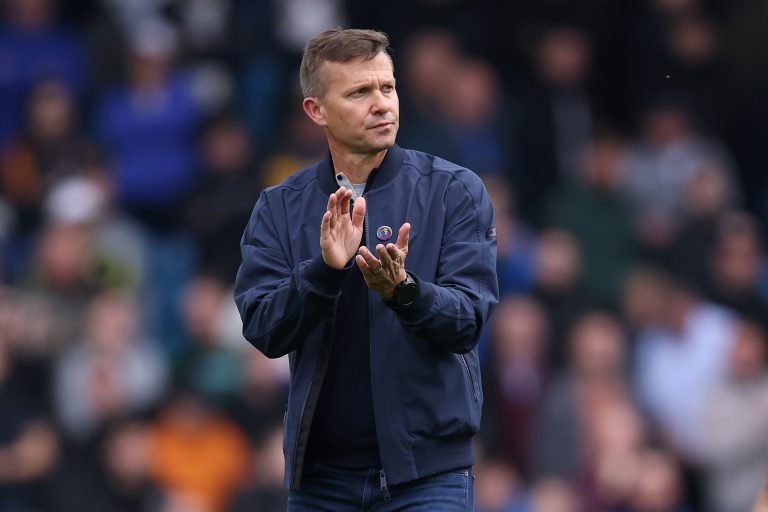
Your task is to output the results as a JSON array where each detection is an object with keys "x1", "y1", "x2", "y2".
[{"x1": 322, "y1": 52, "x2": 394, "y2": 89}]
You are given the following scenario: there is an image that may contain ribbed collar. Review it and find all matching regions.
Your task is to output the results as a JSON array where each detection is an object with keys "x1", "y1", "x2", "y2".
[{"x1": 316, "y1": 144, "x2": 405, "y2": 195}]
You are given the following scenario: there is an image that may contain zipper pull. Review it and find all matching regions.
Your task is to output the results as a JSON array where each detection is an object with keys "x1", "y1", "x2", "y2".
[{"x1": 379, "y1": 469, "x2": 391, "y2": 502}]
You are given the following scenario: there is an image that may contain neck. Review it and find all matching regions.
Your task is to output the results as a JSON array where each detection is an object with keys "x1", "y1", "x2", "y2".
[{"x1": 329, "y1": 142, "x2": 388, "y2": 184}]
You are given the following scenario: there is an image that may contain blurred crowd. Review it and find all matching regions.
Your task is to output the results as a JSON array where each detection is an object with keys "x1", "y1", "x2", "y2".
[{"x1": 0, "y1": 0, "x2": 767, "y2": 511}]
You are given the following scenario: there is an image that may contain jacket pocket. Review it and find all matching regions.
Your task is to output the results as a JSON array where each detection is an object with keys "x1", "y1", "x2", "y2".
[{"x1": 400, "y1": 344, "x2": 482, "y2": 439}]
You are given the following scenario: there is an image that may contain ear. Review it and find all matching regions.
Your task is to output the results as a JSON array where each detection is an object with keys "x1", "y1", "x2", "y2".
[{"x1": 303, "y1": 97, "x2": 327, "y2": 127}]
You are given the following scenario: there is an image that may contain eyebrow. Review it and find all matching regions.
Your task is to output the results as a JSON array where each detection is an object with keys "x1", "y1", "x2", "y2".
[{"x1": 344, "y1": 78, "x2": 396, "y2": 92}]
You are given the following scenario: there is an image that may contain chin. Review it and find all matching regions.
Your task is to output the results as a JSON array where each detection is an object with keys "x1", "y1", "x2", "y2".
[
  {"x1": 373, "y1": 139, "x2": 395, "y2": 151},
  {"x1": 370, "y1": 133, "x2": 398, "y2": 152}
]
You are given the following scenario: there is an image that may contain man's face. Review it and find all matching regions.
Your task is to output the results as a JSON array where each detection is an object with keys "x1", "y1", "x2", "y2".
[{"x1": 310, "y1": 52, "x2": 399, "y2": 155}]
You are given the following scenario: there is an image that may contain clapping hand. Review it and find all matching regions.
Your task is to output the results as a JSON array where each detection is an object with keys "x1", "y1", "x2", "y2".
[
  {"x1": 356, "y1": 223, "x2": 410, "y2": 300},
  {"x1": 320, "y1": 187, "x2": 366, "y2": 269}
]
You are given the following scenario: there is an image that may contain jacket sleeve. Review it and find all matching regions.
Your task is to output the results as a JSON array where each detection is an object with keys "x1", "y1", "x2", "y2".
[
  {"x1": 234, "y1": 191, "x2": 349, "y2": 358},
  {"x1": 386, "y1": 173, "x2": 499, "y2": 353}
]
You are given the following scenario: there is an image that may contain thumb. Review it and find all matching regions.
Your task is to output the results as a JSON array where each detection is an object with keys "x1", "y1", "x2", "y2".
[
  {"x1": 396, "y1": 222, "x2": 410, "y2": 251},
  {"x1": 351, "y1": 196, "x2": 366, "y2": 230}
]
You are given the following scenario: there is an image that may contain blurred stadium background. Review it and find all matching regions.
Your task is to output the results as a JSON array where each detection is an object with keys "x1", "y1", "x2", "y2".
[{"x1": 1, "y1": 0, "x2": 768, "y2": 511}]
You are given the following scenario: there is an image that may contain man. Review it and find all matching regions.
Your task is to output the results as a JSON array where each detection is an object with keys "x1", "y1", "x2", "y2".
[{"x1": 234, "y1": 28, "x2": 498, "y2": 511}]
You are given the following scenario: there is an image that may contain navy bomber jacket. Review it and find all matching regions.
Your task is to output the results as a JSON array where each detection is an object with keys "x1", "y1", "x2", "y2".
[{"x1": 234, "y1": 144, "x2": 498, "y2": 490}]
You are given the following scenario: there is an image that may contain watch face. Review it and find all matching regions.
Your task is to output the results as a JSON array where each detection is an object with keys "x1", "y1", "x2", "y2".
[{"x1": 397, "y1": 281, "x2": 419, "y2": 306}]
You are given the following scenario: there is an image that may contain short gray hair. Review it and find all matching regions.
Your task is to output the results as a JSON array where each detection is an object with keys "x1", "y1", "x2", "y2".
[{"x1": 300, "y1": 28, "x2": 392, "y2": 98}]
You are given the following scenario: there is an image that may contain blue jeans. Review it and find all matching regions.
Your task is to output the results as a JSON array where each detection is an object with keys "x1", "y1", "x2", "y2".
[{"x1": 288, "y1": 464, "x2": 474, "y2": 511}]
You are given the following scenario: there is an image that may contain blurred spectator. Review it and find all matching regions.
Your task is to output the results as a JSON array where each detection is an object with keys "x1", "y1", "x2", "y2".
[
  {"x1": 481, "y1": 295, "x2": 548, "y2": 477},
  {"x1": 661, "y1": 12, "x2": 723, "y2": 130},
  {"x1": 701, "y1": 319, "x2": 768, "y2": 512},
  {"x1": 0, "y1": 238, "x2": 89, "y2": 359},
  {"x1": 629, "y1": 3, "x2": 725, "y2": 131},
  {"x1": 624, "y1": 99, "x2": 735, "y2": 253},
  {"x1": 44, "y1": 175, "x2": 147, "y2": 291},
  {"x1": 534, "y1": 311, "x2": 632, "y2": 480},
  {"x1": 94, "y1": 17, "x2": 201, "y2": 232},
  {"x1": 624, "y1": 449, "x2": 692, "y2": 512},
  {"x1": 0, "y1": 0, "x2": 87, "y2": 148},
  {"x1": 529, "y1": 478, "x2": 580, "y2": 512},
  {"x1": 0, "y1": 78, "x2": 96, "y2": 243},
  {"x1": 230, "y1": 422, "x2": 288, "y2": 512},
  {"x1": 530, "y1": 229, "x2": 586, "y2": 370},
  {"x1": 149, "y1": 388, "x2": 250, "y2": 512},
  {"x1": 236, "y1": 0, "x2": 342, "y2": 151},
  {"x1": 396, "y1": 29, "x2": 461, "y2": 161},
  {"x1": 622, "y1": 266, "x2": 669, "y2": 336},
  {"x1": 257, "y1": 105, "x2": 327, "y2": 188},
  {"x1": 633, "y1": 273, "x2": 736, "y2": 462},
  {"x1": 50, "y1": 418, "x2": 166, "y2": 512},
  {"x1": 438, "y1": 56, "x2": 516, "y2": 178},
  {"x1": 53, "y1": 290, "x2": 166, "y2": 441},
  {"x1": 174, "y1": 274, "x2": 243, "y2": 409},
  {"x1": 178, "y1": 0, "x2": 234, "y2": 61},
  {"x1": 707, "y1": 212, "x2": 768, "y2": 327},
  {"x1": 670, "y1": 162, "x2": 739, "y2": 292},
  {"x1": 548, "y1": 135, "x2": 638, "y2": 306},
  {"x1": 33, "y1": 222, "x2": 94, "y2": 298},
  {"x1": 184, "y1": 114, "x2": 259, "y2": 281},
  {"x1": 273, "y1": 0, "x2": 345, "y2": 55},
  {"x1": 487, "y1": 176, "x2": 536, "y2": 297},
  {"x1": 516, "y1": 26, "x2": 594, "y2": 225},
  {"x1": 473, "y1": 456, "x2": 527, "y2": 512},
  {"x1": 575, "y1": 399, "x2": 648, "y2": 510},
  {"x1": 230, "y1": 348, "x2": 288, "y2": 446},
  {"x1": 8, "y1": 221, "x2": 99, "y2": 354},
  {"x1": 0, "y1": 337, "x2": 59, "y2": 512}
]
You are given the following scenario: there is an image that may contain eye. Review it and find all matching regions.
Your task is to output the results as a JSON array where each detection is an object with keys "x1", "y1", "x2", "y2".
[{"x1": 382, "y1": 84, "x2": 395, "y2": 93}]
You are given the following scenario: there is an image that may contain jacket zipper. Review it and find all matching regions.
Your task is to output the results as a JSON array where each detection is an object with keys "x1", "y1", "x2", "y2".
[
  {"x1": 364, "y1": 196, "x2": 389, "y2": 493},
  {"x1": 459, "y1": 354, "x2": 478, "y2": 403},
  {"x1": 291, "y1": 354, "x2": 318, "y2": 487},
  {"x1": 291, "y1": 311, "x2": 335, "y2": 488}
]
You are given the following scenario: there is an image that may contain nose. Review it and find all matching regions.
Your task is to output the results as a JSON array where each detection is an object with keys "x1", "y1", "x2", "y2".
[{"x1": 370, "y1": 89, "x2": 393, "y2": 116}]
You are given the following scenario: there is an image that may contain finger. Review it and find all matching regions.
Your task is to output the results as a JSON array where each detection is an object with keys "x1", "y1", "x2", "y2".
[
  {"x1": 355, "y1": 254, "x2": 370, "y2": 273},
  {"x1": 351, "y1": 196, "x2": 366, "y2": 231},
  {"x1": 355, "y1": 254, "x2": 382, "y2": 279},
  {"x1": 376, "y1": 243, "x2": 394, "y2": 268},
  {"x1": 340, "y1": 189, "x2": 353, "y2": 216},
  {"x1": 386, "y1": 243, "x2": 401, "y2": 261},
  {"x1": 333, "y1": 187, "x2": 346, "y2": 218},
  {"x1": 396, "y1": 223, "x2": 410, "y2": 252},
  {"x1": 358, "y1": 245, "x2": 381, "y2": 270},
  {"x1": 320, "y1": 210, "x2": 332, "y2": 237},
  {"x1": 335, "y1": 187, "x2": 351, "y2": 216},
  {"x1": 326, "y1": 194, "x2": 337, "y2": 230}
]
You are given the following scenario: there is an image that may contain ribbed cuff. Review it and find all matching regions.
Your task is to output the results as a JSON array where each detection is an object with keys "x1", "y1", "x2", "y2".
[
  {"x1": 384, "y1": 272, "x2": 435, "y2": 317},
  {"x1": 303, "y1": 256, "x2": 351, "y2": 296}
]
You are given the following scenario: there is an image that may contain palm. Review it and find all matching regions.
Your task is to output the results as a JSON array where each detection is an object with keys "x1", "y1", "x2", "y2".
[{"x1": 320, "y1": 188, "x2": 366, "y2": 269}]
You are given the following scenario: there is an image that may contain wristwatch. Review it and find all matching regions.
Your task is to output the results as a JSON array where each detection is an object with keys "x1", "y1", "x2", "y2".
[{"x1": 393, "y1": 273, "x2": 419, "y2": 307}]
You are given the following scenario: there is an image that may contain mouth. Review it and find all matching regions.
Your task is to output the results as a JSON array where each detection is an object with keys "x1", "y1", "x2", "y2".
[{"x1": 369, "y1": 121, "x2": 395, "y2": 130}]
